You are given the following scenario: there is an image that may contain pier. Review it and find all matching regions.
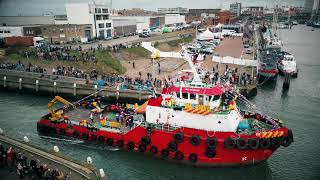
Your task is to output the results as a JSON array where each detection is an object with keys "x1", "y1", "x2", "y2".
[{"x1": 0, "y1": 134, "x2": 103, "y2": 179}]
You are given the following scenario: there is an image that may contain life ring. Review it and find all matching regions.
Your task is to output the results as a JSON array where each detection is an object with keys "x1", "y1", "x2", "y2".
[
  {"x1": 82, "y1": 133, "x2": 89, "y2": 140},
  {"x1": 116, "y1": 140, "x2": 124, "y2": 148},
  {"x1": 106, "y1": 138, "x2": 114, "y2": 146},
  {"x1": 138, "y1": 144, "x2": 146, "y2": 152},
  {"x1": 150, "y1": 146, "x2": 158, "y2": 155},
  {"x1": 224, "y1": 138, "x2": 236, "y2": 149},
  {"x1": 260, "y1": 138, "x2": 271, "y2": 149},
  {"x1": 161, "y1": 149, "x2": 169, "y2": 158},
  {"x1": 127, "y1": 141, "x2": 135, "y2": 151},
  {"x1": 58, "y1": 128, "x2": 66, "y2": 135},
  {"x1": 206, "y1": 138, "x2": 217, "y2": 149},
  {"x1": 141, "y1": 136, "x2": 151, "y2": 145},
  {"x1": 190, "y1": 135, "x2": 201, "y2": 146},
  {"x1": 281, "y1": 136, "x2": 292, "y2": 147},
  {"x1": 175, "y1": 151, "x2": 184, "y2": 160},
  {"x1": 98, "y1": 136, "x2": 105, "y2": 143},
  {"x1": 146, "y1": 126, "x2": 153, "y2": 134},
  {"x1": 168, "y1": 141, "x2": 178, "y2": 152},
  {"x1": 236, "y1": 138, "x2": 247, "y2": 150},
  {"x1": 188, "y1": 153, "x2": 198, "y2": 163},
  {"x1": 271, "y1": 137, "x2": 281, "y2": 148},
  {"x1": 206, "y1": 148, "x2": 216, "y2": 158},
  {"x1": 73, "y1": 131, "x2": 80, "y2": 138},
  {"x1": 248, "y1": 138, "x2": 259, "y2": 150},
  {"x1": 174, "y1": 132, "x2": 184, "y2": 143}
]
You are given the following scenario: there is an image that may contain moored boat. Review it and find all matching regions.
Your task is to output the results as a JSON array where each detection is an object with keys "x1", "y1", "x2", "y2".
[
  {"x1": 37, "y1": 82, "x2": 293, "y2": 166},
  {"x1": 277, "y1": 54, "x2": 298, "y2": 78}
]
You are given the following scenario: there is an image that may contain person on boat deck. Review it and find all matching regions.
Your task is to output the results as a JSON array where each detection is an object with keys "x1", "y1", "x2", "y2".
[{"x1": 89, "y1": 112, "x2": 94, "y2": 123}]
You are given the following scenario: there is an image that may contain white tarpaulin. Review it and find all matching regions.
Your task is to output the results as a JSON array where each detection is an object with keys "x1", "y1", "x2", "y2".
[
  {"x1": 197, "y1": 29, "x2": 215, "y2": 41},
  {"x1": 212, "y1": 56, "x2": 257, "y2": 67}
]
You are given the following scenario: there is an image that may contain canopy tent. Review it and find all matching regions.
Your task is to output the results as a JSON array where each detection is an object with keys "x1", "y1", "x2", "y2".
[{"x1": 197, "y1": 29, "x2": 215, "y2": 41}]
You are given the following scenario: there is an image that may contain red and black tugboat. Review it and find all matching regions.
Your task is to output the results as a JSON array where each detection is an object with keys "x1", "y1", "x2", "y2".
[{"x1": 37, "y1": 81, "x2": 293, "y2": 166}]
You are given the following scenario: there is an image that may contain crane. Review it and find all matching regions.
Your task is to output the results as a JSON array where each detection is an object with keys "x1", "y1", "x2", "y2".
[{"x1": 48, "y1": 96, "x2": 76, "y2": 121}]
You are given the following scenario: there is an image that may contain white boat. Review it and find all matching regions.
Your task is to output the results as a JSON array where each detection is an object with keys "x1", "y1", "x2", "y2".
[{"x1": 278, "y1": 54, "x2": 298, "y2": 77}]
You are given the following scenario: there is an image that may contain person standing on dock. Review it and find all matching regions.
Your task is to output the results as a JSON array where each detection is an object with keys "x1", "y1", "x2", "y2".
[{"x1": 133, "y1": 62, "x2": 135, "y2": 69}]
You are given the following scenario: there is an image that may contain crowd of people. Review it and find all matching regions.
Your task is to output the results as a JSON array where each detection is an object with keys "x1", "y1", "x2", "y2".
[{"x1": 0, "y1": 144, "x2": 71, "y2": 180}]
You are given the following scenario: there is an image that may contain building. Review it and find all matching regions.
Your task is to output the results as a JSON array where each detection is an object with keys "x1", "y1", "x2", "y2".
[
  {"x1": 40, "y1": 24, "x2": 92, "y2": 44},
  {"x1": 0, "y1": 16, "x2": 55, "y2": 26},
  {"x1": 230, "y1": 3, "x2": 242, "y2": 17},
  {"x1": 158, "y1": 7, "x2": 188, "y2": 14},
  {"x1": 66, "y1": 3, "x2": 113, "y2": 39},
  {"x1": 112, "y1": 15, "x2": 165, "y2": 32},
  {"x1": 115, "y1": 8, "x2": 156, "y2": 16},
  {"x1": 218, "y1": 11, "x2": 232, "y2": 24},
  {"x1": 113, "y1": 19, "x2": 137, "y2": 36},
  {"x1": 164, "y1": 14, "x2": 186, "y2": 26},
  {"x1": 242, "y1": 6, "x2": 264, "y2": 16},
  {"x1": 0, "y1": 26, "x2": 24, "y2": 38},
  {"x1": 188, "y1": 9, "x2": 221, "y2": 16}
]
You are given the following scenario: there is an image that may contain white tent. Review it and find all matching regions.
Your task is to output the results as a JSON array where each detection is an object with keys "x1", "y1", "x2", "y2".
[{"x1": 197, "y1": 29, "x2": 215, "y2": 41}]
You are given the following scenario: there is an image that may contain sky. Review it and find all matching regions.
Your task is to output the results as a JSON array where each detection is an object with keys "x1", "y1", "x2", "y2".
[{"x1": 0, "y1": 0, "x2": 305, "y2": 16}]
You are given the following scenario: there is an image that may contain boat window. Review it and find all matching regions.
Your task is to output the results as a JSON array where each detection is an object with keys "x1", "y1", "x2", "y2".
[
  {"x1": 212, "y1": 95, "x2": 220, "y2": 101},
  {"x1": 190, "y1": 93, "x2": 196, "y2": 100},
  {"x1": 176, "y1": 92, "x2": 181, "y2": 98},
  {"x1": 182, "y1": 93, "x2": 188, "y2": 99}
]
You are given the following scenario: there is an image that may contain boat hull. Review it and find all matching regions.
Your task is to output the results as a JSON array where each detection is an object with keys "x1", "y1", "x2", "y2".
[{"x1": 37, "y1": 119, "x2": 291, "y2": 167}]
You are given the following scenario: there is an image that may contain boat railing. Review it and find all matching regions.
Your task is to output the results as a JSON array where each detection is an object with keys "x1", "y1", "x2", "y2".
[{"x1": 138, "y1": 121, "x2": 180, "y2": 132}]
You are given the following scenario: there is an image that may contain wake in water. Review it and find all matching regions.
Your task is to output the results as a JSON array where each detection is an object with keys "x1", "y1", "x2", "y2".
[{"x1": 39, "y1": 135, "x2": 84, "y2": 144}]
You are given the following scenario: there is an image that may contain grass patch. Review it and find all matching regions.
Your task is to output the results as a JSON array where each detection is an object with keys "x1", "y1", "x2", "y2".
[
  {"x1": 2, "y1": 49, "x2": 126, "y2": 75},
  {"x1": 121, "y1": 47, "x2": 151, "y2": 58},
  {"x1": 167, "y1": 37, "x2": 193, "y2": 47}
]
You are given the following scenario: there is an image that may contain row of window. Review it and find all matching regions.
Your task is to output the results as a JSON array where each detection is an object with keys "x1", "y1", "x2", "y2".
[
  {"x1": 176, "y1": 92, "x2": 220, "y2": 101},
  {"x1": 0, "y1": 30, "x2": 11, "y2": 33},
  {"x1": 98, "y1": 23, "x2": 112, "y2": 28},
  {"x1": 95, "y1": 8, "x2": 109, "y2": 13},
  {"x1": 96, "y1": 15, "x2": 109, "y2": 20}
]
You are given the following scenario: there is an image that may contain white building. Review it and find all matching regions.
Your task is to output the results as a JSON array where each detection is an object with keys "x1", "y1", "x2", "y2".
[
  {"x1": 230, "y1": 3, "x2": 242, "y2": 17},
  {"x1": 158, "y1": 7, "x2": 188, "y2": 14},
  {"x1": 164, "y1": 14, "x2": 186, "y2": 26},
  {"x1": 66, "y1": 3, "x2": 113, "y2": 39},
  {"x1": 0, "y1": 26, "x2": 23, "y2": 38}
]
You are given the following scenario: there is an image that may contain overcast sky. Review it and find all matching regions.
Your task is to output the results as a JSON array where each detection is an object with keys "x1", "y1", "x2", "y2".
[{"x1": 0, "y1": 0, "x2": 304, "y2": 16}]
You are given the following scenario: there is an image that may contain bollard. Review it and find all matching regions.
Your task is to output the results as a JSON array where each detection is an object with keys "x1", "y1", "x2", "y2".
[
  {"x1": 0, "y1": 128, "x2": 3, "y2": 134},
  {"x1": 53, "y1": 145, "x2": 59, "y2": 153},
  {"x1": 3, "y1": 76, "x2": 6, "y2": 88},
  {"x1": 23, "y1": 136, "x2": 29, "y2": 143},
  {"x1": 116, "y1": 85, "x2": 120, "y2": 100},
  {"x1": 94, "y1": 85, "x2": 98, "y2": 97},
  {"x1": 19, "y1": 78, "x2": 22, "y2": 90},
  {"x1": 53, "y1": 82, "x2": 57, "y2": 94},
  {"x1": 86, "y1": 157, "x2": 93, "y2": 164},
  {"x1": 99, "y1": 169, "x2": 105, "y2": 178},
  {"x1": 73, "y1": 83, "x2": 77, "y2": 97},
  {"x1": 35, "y1": 80, "x2": 39, "y2": 92}
]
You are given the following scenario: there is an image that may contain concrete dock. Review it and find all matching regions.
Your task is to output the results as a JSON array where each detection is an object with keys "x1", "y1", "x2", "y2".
[{"x1": 0, "y1": 134, "x2": 103, "y2": 179}]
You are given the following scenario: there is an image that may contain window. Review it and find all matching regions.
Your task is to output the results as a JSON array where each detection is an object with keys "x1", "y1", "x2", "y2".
[
  {"x1": 95, "y1": 8, "x2": 101, "y2": 13},
  {"x1": 176, "y1": 92, "x2": 181, "y2": 98},
  {"x1": 102, "y1": 15, "x2": 109, "y2": 20},
  {"x1": 98, "y1": 23, "x2": 104, "y2": 28},
  {"x1": 43, "y1": 28, "x2": 47, "y2": 31},
  {"x1": 190, "y1": 94, "x2": 196, "y2": 100},
  {"x1": 102, "y1": 8, "x2": 108, "y2": 13},
  {"x1": 59, "y1": 29, "x2": 64, "y2": 33},
  {"x1": 182, "y1": 93, "x2": 188, "y2": 99},
  {"x1": 106, "y1": 23, "x2": 111, "y2": 28},
  {"x1": 0, "y1": 31, "x2": 3, "y2": 33},
  {"x1": 96, "y1": 15, "x2": 102, "y2": 20}
]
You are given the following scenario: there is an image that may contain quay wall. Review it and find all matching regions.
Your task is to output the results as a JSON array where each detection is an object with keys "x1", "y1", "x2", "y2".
[
  {"x1": 0, "y1": 134, "x2": 103, "y2": 179},
  {"x1": 0, "y1": 69, "x2": 152, "y2": 102}
]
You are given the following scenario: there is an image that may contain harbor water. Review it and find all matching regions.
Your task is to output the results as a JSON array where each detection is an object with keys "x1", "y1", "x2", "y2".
[{"x1": 0, "y1": 25, "x2": 319, "y2": 180}]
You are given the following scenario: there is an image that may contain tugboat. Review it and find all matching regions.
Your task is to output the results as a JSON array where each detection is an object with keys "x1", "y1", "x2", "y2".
[{"x1": 37, "y1": 56, "x2": 293, "y2": 166}]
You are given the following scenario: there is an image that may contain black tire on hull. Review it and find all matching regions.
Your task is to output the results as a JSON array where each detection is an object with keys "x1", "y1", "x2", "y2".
[
  {"x1": 150, "y1": 146, "x2": 158, "y2": 155},
  {"x1": 174, "y1": 133, "x2": 184, "y2": 143},
  {"x1": 127, "y1": 141, "x2": 135, "y2": 151},
  {"x1": 141, "y1": 136, "x2": 151, "y2": 145},
  {"x1": 73, "y1": 131, "x2": 80, "y2": 138},
  {"x1": 248, "y1": 138, "x2": 259, "y2": 150},
  {"x1": 206, "y1": 138, "x2": 218, "y2": 149},
  {"x1": 206, "y1": 148, "x2": 216, "y2": 158},
  {"x1": 82, "y1": 133, "x2": 89, "y2": 141},
  {"x1": 161, "y1": 149, "x2": 169, "y2": 158},
  {"x1": 98, "y1": 136, "x2": 105, "y2": 143},
  {"x1": 271, "y1": 138, "x2": 281, "y2": 148},
  {"x1": 106, "y1": 138, "x2": 114, "y2": 146},
  {"x1": 168, "y1": 141, "x2": 178, "y2": 152},
  {"x1": 116, "y1": 140, "x2": 124, "y2": 148},
  {"x1": 281, "y1": 136, "x2": 292, "y2": 147},
  {"x1": 190, "y1": 135, "x2": 201, "y2": 146},
  {"x1": 224, "y1": 138, "x2": 236, "y2": 149},
  {"x1": 146, "y1": 126, "x2": 153, "y2": 134},
  {"x1": 236, "y1": 138, "x2": 247, "y2": 150},
  {"x1": 188, "y1": 153, "x2": 198, "y2": 163},
  {"x1": 139, "y1": 144, "x2": 146, "y2": 152},
  {"x1": 175, "y1": 151, "x2": 184, "y2": 160},
  {"x1": 59, "y1": 129, "x2": 66, "y2": 135},
  {"x1": 260, "y1": 139, "x2": 271, "y2": 149}
]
